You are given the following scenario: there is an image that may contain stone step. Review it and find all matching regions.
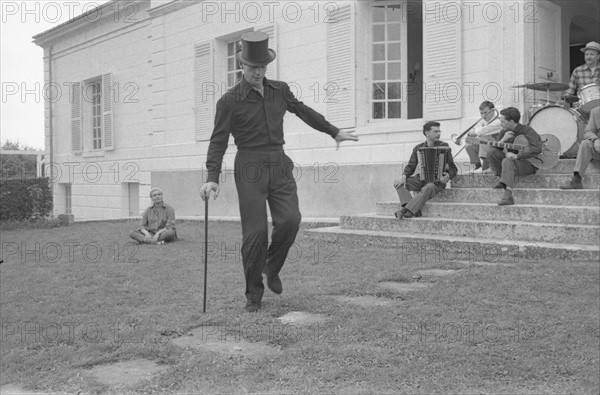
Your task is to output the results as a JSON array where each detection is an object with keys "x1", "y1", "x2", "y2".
[
  {"x1": 455, "y1": 159, "x2": 600, "y2": 175},
  {"x1": 303, "y1": 227, "x2": 600, "y2": 263},
  {"x1": 431, "y1": 188, "x2": 599, "y2": 206},
  {"x1": 340, "y1": 215, "x2": 600, "y2": 246},
  {"x1": 451, "y1": 173, "x2": 600, "y2": 189},
  {"x1": 376, "y1": 202, "x2": 600, "y2": 226}
]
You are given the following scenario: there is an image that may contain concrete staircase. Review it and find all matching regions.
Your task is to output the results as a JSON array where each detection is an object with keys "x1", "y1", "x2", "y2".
[{"x1": 303, "y1": 159, "x2": 600, "y2": 263}]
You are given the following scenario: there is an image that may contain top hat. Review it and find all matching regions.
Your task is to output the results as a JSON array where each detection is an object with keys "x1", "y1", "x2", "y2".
[
  {"x1": 236, "y1": 31, "x2": 276, "y2": 66},
  {"x1": 581, "y1": 41, "x2": 600, "y2": 54}
]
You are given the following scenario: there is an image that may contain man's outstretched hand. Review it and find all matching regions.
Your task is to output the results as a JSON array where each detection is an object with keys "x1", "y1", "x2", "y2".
[{"x1": 335, "y1": 128, "x2": 359, "y2": 150}]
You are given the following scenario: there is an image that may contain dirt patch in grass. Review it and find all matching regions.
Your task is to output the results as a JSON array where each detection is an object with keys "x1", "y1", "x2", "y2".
[
  {"x1": 332, "y1": 295, "x2": 395, "y2": 308},
  {"x1": 278, "y1": 311, "x2": 329, "y2": 326},
  {"x1": 86, "y1": 359, "x2": 168, "y2": 387},
  {"x1": 378, "y1": 281, "x2": 431, "y2": 293},
  {"x1": 416, "y1": 269, "x2": 462, "y2": 277},
  {"x1": 171, "y1": 327, "x2": 279, "y2": 357}
]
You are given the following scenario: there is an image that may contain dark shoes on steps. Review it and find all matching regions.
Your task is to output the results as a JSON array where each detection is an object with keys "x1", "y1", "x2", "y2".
[
  {"x1": 560, "y1": 177, "x2": 583, "y2": 190},
  {"x1": 394, "y1": 208, "x2": 422, "y2": 219}
]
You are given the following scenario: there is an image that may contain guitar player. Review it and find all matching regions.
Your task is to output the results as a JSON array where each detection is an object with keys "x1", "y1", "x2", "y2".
[{"x1": 487, "y1": 107, "x2": 543, "y2": 206}]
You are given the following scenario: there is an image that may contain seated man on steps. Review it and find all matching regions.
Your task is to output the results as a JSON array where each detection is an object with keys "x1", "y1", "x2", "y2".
[
  {"x1": 560, "y1": 106, "x2": 600, "y2": 189},
  {"x1": 393, "y1": 121, "x2": 458, "y2": 219},
  {"x1": 487, "y1": 107, "x2": 542, "y2": 206},
  {"x1": 129, "y1": 187, "x2": 177, "y2": 245},
  {"x1": 465, "y1": 101, "x2": 502, "y2": 173}
]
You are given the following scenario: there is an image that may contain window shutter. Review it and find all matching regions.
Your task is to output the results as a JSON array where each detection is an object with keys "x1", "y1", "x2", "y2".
[
  {"x1": 326, "y1": 4, "x2": 355, "y2": 128},
  {"x1": 102, "y1": 73, "x2": 114, "y2": 150},
  {"x1": 194, "y1": 40, "x2": 214, "y2": 142},
  {"x1": 422, "y1": 0, "x2": 462, "y2": 120},
  {"x1": 256, "y1": 24, "x2": 278, "y2": 80},
  {"x1": 71, "y1": 82, "x2": 82, "y2": 152}
]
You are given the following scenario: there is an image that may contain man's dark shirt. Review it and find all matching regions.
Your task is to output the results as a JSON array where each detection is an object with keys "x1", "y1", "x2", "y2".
[
  {"x1": 206, "y1": 77, "x2": 340, "y2": 183},
  {"x1": 495, "y1": 124, "x2": 542, "y2": 160},
  {"x1": 404, "y1": 140, "x2": 458, "y2": 180}
]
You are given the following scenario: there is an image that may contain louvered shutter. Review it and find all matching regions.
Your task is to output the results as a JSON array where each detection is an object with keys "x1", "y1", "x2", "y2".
[
  {"x1": 71, "y1": 82, "x2": 82, "y2": 152},
  {"x1": 422, "y1": 0, "x2": 462, "y2": 120},
  {"x1": 326, "y1": 4, "x2": 355, "y2": 128},
  {"x1": 102, "y1": 73, "x2": 114, "y2": 150},
  {"x1": 256, "y1": 24, "x2": 278, "y2": 80},
  {"x1": 194, "y1": 41, "x2": 214, "y2": 141}
]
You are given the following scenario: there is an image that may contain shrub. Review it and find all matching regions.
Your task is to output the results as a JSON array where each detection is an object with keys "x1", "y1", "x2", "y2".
[{"x1": 0, "y1": 178, "x2": 52, "y2": 222}]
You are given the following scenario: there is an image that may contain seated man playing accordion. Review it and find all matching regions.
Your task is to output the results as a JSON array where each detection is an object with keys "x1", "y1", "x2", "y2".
[{"x1": 393, "y1": 121, "x2": 458, "y2": 219}]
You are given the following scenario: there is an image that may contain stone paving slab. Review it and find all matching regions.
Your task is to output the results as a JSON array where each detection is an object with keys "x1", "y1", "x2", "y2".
[
  {"x1": 86, "y1": 359, "x2": 168, "y2": 387},
  {"x1": 332, "y1": 295, "x2": 396, "y2": 307}
]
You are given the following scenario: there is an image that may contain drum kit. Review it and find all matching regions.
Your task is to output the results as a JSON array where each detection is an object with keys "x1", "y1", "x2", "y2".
[{"x1": 515, "y1": 81, "x2": 600, "y2": 158}]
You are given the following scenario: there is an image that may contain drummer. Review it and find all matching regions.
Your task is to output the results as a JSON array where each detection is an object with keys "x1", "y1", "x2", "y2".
[{"x1": 563, "y1": 41, "x2": 600, "y2": 104}]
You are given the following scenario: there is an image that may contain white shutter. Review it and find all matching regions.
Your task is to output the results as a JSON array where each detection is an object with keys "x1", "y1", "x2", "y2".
[
  {"x1": 326, "y1": 4, "x2": 355, "y2": 128},
  {"x1": 102, "y1": 73, "x2": 114, "y2": 150},
  {"x1": 71, "y1": 82, "x2": 82, "y2": 152},
  {"x1": 194, "y1": 40, "x2": 214, "y2": 142},
  {"x1": 422, "y1": 0, "x2": 462, "y2": 120},
  {"x1": 256, "y1": 24, "x2": 278, "y2": 81}
]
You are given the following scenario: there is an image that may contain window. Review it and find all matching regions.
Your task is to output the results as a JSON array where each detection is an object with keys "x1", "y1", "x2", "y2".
[
  {"x1": 227, "y1": 40, "x2": 243, "y2": 88},
  {"x1": 71, "y1": 73, "x2": 114, "y2": 152},
  {"x1": 90, "y1": 81, "x2": 102, "y2": 150},
  {"x1": 370, "y1": 1, "x2": 422, "y2": 121},
  {"x1": 65, "y1": 184, "x2": 72, "y2": 215},
  {"x1": 372, "y1": 3, "x2": 402, "y2": 119}
]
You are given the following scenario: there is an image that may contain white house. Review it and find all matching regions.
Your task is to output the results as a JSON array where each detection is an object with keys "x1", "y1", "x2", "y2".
[{"x1": 33, "y1": 0, "x2": 599, "y2": 220}]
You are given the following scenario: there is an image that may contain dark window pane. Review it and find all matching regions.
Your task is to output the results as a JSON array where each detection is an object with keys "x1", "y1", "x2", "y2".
[
  {"x1": 388, "y1": 102, "x2": 401, "y2": 118},
  {"x1": 372, "y1": 83, "x2": 385, "y2": 100},
  {"x1": 388, "y1": 82, "x2": 401, "y2": 99},
  {"x1": 373, "y1": 102, "x2": 385, "y2": 118}
]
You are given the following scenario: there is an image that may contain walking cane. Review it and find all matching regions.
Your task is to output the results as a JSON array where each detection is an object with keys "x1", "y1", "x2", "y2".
[{"x1": 203, "y1": 195, "x2": 208, "y2": 313}]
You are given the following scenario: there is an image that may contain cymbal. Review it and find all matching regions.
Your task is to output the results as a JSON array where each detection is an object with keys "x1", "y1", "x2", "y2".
[{"x1": 514, "y1": 82, "x2": 570, "y2": 91}]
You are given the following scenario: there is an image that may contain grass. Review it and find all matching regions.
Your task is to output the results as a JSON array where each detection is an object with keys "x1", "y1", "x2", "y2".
[{"x1": 1, "y1": 219, "x2": 599, "y2": 394}]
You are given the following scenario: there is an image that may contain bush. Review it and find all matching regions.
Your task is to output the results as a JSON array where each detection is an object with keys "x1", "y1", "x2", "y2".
[{"x1": 0, "y1": 178, "x2": 52, "y2": 222}]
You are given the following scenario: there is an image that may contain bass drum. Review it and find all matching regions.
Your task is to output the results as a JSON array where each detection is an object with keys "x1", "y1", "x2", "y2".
[{"x1": 528, "y1": 105, "x2": 585, "y2": 158}]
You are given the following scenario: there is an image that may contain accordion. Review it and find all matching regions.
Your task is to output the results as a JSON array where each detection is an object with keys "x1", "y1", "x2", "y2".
[{"x1": 418, "y1": 147, "x2": 451, "y2": 183}]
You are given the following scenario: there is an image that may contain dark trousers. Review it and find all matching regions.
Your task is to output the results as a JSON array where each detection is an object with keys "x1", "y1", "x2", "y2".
[
  {"x1": 234, "y1": 148, "x2": 301, "y2": 303},
  {"x1": 487, "y1": 149, "x2": 537, "y2": 188},
  {"x1": 404, "y1": 176, "x2": 446, "y2": 214}
]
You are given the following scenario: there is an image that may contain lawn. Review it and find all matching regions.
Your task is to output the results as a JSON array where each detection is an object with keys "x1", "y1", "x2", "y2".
[{"x1": 1, "y1": 219, "x2": 599, "y2": 394}]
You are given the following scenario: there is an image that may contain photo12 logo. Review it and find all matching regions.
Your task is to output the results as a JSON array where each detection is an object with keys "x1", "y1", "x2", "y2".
[{"x1": 1, "y1": 1, "x2": 141, "y2": 24}]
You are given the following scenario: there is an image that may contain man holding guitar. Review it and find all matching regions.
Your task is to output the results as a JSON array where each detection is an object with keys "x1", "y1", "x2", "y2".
[{"x1": 487, "y1": 107, "x2": 543, "y2": 206}]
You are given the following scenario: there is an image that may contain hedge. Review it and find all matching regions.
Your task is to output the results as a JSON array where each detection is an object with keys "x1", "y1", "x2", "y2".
[{"x1": 0, "y1": 177, "x2": 52, "y2": 221}]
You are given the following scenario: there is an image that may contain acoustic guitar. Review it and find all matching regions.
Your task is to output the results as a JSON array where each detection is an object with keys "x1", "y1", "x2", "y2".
[{"x1": 466, "y1": 134, "x2": 561, "y2": 170}]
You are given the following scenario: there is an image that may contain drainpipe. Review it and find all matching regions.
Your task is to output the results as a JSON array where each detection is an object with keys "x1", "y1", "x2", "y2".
[{"x1": 48, "y1": 45, "x2": 54, "y2": 214}]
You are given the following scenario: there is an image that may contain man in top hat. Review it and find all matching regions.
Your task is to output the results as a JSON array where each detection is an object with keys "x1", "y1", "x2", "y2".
[
  {"x1": 200, "y1": 31, "x2": 358, "y2": 312},
  {"x1": 563, "y1": 41, "x2": 600, "y2": 103},
  {"x1": 129, "y1": 187, "x2": 177, "y2": 245}
]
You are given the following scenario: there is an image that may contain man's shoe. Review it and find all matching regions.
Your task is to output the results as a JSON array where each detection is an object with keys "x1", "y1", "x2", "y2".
[
  {"x1": 560, "y1": 178, "x2": 583, "y2": 190},
  {"x1": 498, "y1": 196, "x2": 515, "y2": 206},
  {"x1": 394, "y1": 208, "x2": 408, "y2": 220},
  {"x1": 493, "y1": 182, "x2": 505, "y2": 189},
  {"x1": 403, "y1": 209, "x2": 422, "y2": 218},
  {"x1": 267, "y1": 275, "x2": 283, "y2": 294},
  {"x1": 245, "y1": 301, "x2": 261, "y2": 313}
]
